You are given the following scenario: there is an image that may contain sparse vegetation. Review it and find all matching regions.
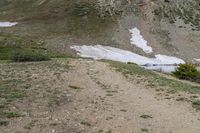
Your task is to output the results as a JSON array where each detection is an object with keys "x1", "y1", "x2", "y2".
[
  {"x1": 0, "y1": 59, "x2": 70, "y2": 128},
  {"x1": 108, "y1": 60, "x2": 200, "y2": 94},
  {"x1": 140, "y1": 114, "x2": 153, "y2": 119},
  {"x1": 153, "y1": 2, "x2": 200, "y2": 30},
  {"x1": 0, "y1": 0, "x2": 200, "y2": 132},
  {"x1": 0, "y1": 80, "x2": 26, "y2": 104},
  {"x1": 0, "y1": 80, "x2": 25, "y2": 120}
]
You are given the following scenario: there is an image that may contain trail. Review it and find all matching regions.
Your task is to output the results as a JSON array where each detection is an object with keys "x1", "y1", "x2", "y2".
[
  {"x1": 1, "y1": 59, "x2": 200, "y2": 133},
  {"x1": 62, "y1": 59, "x2": 200, "y2": 133}
]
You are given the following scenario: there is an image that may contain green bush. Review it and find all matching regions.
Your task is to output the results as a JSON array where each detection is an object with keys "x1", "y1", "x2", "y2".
[
  {"x1": 10, "y1": 51, "x2": 50, "y2": 62},
  {"x1": 173, "y1": 63, "x2": 200, "y2": 83}
]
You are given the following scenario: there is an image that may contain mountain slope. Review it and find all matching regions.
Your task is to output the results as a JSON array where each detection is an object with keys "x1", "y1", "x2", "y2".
[{"x1": 0, "y1": 0, "x2": 200, "y2": 60}]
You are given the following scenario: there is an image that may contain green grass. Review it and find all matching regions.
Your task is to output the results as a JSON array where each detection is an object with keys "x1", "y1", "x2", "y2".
[
  {"x1": 0, "y1": 80, "x2": 26, "y2": 102},
  {"x1": 10, "y1": 51, "x2": 50, "y2": 62},
  {"x1": 0, "y1": 80, "x2": 23, "y2": 120},
  {"x1": 0, "y1": 60, "x2": 9, "y2": 64},
  {"x1": 0, "y1": 34, "x2": 67, "y2": 61},
  {"x1": 0, "y1": 112, "x2": 21, "y2": 118},
  {"x1": 0, "y1": 44, "x2": 66, "y2": 61},
  {"x1": 107, "y1": 61, "x2": 200, "y2": 94},
  {"x1": 0, "y1": 80, "x2": 26, "y2": 119}
]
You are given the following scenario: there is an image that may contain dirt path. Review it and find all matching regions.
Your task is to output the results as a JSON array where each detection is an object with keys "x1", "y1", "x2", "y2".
[
  {"x1": 64, "y1": 59, "x2": 200, "y2": 133},
  {"x1": 1, "y1": 59, "x2": 200, "y2": 133}
]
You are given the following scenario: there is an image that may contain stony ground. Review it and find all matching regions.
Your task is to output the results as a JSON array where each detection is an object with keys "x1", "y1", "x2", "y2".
[{"x1": 0, "y1": 58, "x2": 200, "y2": 133}]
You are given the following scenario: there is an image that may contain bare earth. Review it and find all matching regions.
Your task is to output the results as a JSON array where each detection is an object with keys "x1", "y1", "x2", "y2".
[{"x1": 0, "y1": 59, "x2": 200, "y2": 133}]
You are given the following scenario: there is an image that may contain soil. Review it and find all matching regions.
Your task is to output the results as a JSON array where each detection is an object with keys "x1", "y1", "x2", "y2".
[{"x1": 1, "y1": 59, "x2": 200, "y2": 133}]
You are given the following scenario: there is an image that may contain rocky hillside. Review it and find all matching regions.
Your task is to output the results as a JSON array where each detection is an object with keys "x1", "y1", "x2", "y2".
[{"x1": 0, "y1": 0, "x2": 200, "y2": 60}]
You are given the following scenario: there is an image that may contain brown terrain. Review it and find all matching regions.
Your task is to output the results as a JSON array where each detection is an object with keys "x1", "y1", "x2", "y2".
[
  {"x1": 0, "y1": 0, "x2": 200, "y2": 133},
  {"x1": 1, "y1": 59, "x2": 200, "y2": 133}
]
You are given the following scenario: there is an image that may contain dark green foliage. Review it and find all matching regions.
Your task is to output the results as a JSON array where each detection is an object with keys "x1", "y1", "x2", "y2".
[
  {"x1": 173, "y1": 63, "x2": 198, "y2": 79},
  {"x1": 10, "y1": 51, "x2": 50, "y2": 62},
  {"x1": 192, "y1": 100, "x2": 200, "y2": 106},
  {"x1": 173, "y1": 63, "x2": 200, "y2": 83}
]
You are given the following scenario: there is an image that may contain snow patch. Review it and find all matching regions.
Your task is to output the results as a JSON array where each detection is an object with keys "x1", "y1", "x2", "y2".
[
  {"x1": 71, "y1": 45, "x2": 184, "y2": 66},
  {"x1": 194, "y1": 58, "x2": 200, "y2": 62},
  {"x1": 129, "y1": 28, "x2": 153, "y2": 53},
  {"x1": 0, "y1": 22, "x2": 18, "y2": 27}
]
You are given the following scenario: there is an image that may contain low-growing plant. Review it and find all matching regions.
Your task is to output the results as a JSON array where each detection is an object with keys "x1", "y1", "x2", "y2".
[
  {"x1": 140, "y1": 114, "x2": 153, "y2": 119},
  {"x1": 192, "y1": 99, "x2": 200, "y2": 110},
  {"x1": 173, "y1": 63, "x2": 200, "y2": 83},
  {"x1": 192, "y1": 100, "x2": 200, "y2": 106},
  {"x1": 0, "y1": 112, "x2": 21, "y2": 118},
  {"x1": 0, "y1": 120, "x2": 9, "y2": 126},
  {"x1": 10, "y1": 51, "x2": 50, "y2": 62}
]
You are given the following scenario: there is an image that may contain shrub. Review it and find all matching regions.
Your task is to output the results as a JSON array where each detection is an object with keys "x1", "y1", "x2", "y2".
[
  {"x1": 192, "y1": 100, "x2": 200, "y2": 106},
  {"x1": 192, "y1": 99, "x2": 200, "y2": 110},
  {"x1": 173, "y1": 63, "x2": 200, "y2": 83},
  {"x1": 0, "y1": 121, "x2": 9, "y2": 126},
  {"x1": 10, "y1": 51, "x2": 50, "y2": 62}
]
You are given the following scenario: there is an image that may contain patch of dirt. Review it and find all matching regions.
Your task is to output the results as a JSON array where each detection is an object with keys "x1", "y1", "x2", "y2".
[{"x1": 0, "y1": 59, "x2": 200, "y2": 133}]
